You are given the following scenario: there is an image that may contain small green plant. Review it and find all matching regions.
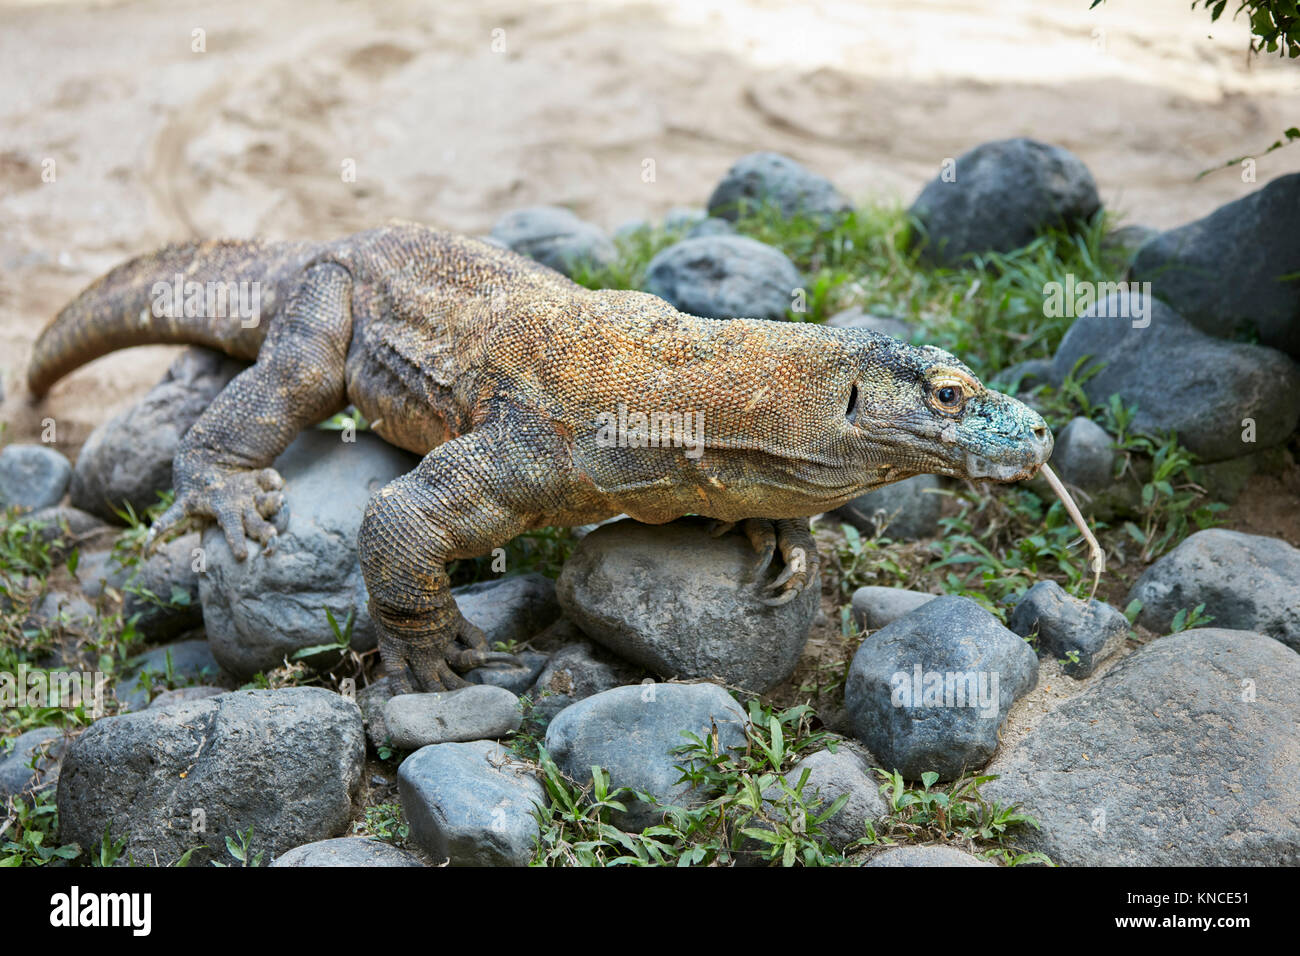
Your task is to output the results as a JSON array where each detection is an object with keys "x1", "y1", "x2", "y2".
[
  {"x1": 358, "y1": 803, "x2": 409, "y2": 844},
  {"x1": 212, "y1": 826, "x2": 264, "y2": 867},
  {"x1": 0, "y1": 791, "x2": 81, "y2": 866},
  {"x1": 1169, "y1": 603, "x2": 1215, "y2": 633},
  {"x1": 858, "y1": 770, "x2": 1052, "y2": 866}
]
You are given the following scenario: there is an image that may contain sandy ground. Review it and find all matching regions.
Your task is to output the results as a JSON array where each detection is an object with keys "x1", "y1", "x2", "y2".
[{"x1": 2, "y1": 0, "x2": 1299, "y2": 449}]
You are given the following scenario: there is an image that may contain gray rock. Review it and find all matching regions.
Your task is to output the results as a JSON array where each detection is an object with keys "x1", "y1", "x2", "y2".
[
  {"x1": 489, "y1": 206, "x2": 615, "y2": 277},
  {"x1": 25, "y1": 505, "x2": 115, "y2": 557},
  {"x1": 1131, "y1": 173, "x2": 1300, "y2": 358},
  {"x1": 398, "y1": 739, "x2": 544, "y2": 866},
  {"x1": 1128, "y1": 529, "x2": 1300, "y2": 652},
  {"x1": 543, "y1": 682, "x2": 749, "y2": 831},
  {"x1": 844, "y1": 595, "x2": 1038, "y2": 780},
  {"x1": 116, "y1": 639, "x2": 227, "y2": 712},
  {"x1": 525, "y1": 638, "x2": 645, "y2": 726},
  {"x1": 643, "y1": 235, "x2": 802, "y2": 321},
  {"x1": 556, "y1": 518, "x2": 816, "y2": 693},
  {"x1": 824, "y1": 307, "x2": 914, "y2": 341},
  {"x1": 357, "y1": 677, "x2": 395, "y2": 752},
  {"x1": 664, "y1": 206, "x2": 707, "y2": 231},
  {"x1": 467, "y1": 651, "x2": 549, "y2": 695},
  {"x1": 148, "y1": 685, "x2": 226, "y2": 709},
  {"x1": 991, "y1": 359, "x2": 1053, "y2": 395},
  {"x1": 198, "y1": 430, "x2": 419, "y2": 678},
  {"x1": 57, "y1": 687, "x2": 365, "y2": 866},
  {"x1": 0, "y1": 727, "x2": 68, "y2": 800},
  {"x1": 453, "y1": 573, "x2": 561, "y2": 649},
  {"x1": 1049, "y1": 291, "x2": 1300, "y2": 462},
  {"x1": 107, "y1": 531, "x2": 204, "y2": 642},
  {"x1": 706, "y1": 152, "x2": 850, "y2": 224},
  {"x1": 0, "y1": 444, "x2": 72, "y2": 511},
  {"x1": 780, "y1": 745, "x2": 886, "y2": 851},
  {"x1": 686, "y1": 217, "x2": 737, "y2": 239},
  {"x1": 866, "y1": 845, "x2": 994, "y2": 867},
  {"x1": 1008, "y1": 580, "x2": 1128, "y2": 678},
  {"x1": 850, "y1": 587, "x2": 937, "y2": 632},
  {"x1": 613, "y1": 218, "x2": 651, "y2": 241},
  {"x1": 271, "y1": 837, "x2": 423, "y2": 867},
  {"x1": 1049, "y1": 417, "x2": 1114, "y2": 492},
  {"x1": 909, "y1": 138, "x2": 1101, "y2": 267},
  {"x1": 382, "y1": 685, "x2": 522, "y2": 749},
  {"x1": 30, "y1": 589, "x2": 97, "y2": 632},
  {"x1": 833, "y1": 474, "x2": 942, "y2": 540},
  {"x1": 69, "y1": 348, "x2": 245, "y2": 522},
  {"x1": 984, "y1": 629, "x2": 1300, "y2": 865}
]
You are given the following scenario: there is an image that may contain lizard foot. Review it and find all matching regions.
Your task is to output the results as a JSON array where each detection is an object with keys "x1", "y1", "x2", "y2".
[
  {"x1": 380, "y1": 615, "x2": 524, "y2": 695},
  {"x1": 739, "y1": 518, "x2": 821, "y2": 607},
  {"x1": 148, "y1": 467, "x2": 285, "y2": 561}
]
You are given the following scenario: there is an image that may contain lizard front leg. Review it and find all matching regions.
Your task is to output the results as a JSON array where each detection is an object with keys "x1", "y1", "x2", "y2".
[
  {"x1": 358, "y1": 412, "x2": 570, "y2": 694},
  {"x1": 148, "y1": 262, "x2": 353, "y2": 556}
]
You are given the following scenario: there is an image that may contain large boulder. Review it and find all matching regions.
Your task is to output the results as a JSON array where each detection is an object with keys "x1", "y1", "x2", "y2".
[
  {"x1": 1131, "y1": 173, "x2": 1300, "y2": 359},
  {"x1": 69, "y1": 348, "x2": 246, "y2": 522},
  {"x1": 556, "y1": 518, "x2": 817, "y2": 693},
  {"x1": 1049, "y1": 292, "x2": 1300, "y2": 462},
  {"x1": 0, "y1": 444, "x2": 72, "y2": 511},
  {"x1": 706, "y1": 152, "x2": 850, "y2": 224},
  {"x1": 57, "y1": 687, "x2": 365, "y2": 866},
  {"x1": 543, "y1": 682, "x2": 749, "y2": 831},
  {"x1": 844, "y1": 595, "x2": 1038, "y2": 780},
  {"x1": 984, "y1": 629, "x2": 1300, "y2": 865},
  {"x1": 643, "y1": 235, "x2": 802, "y2": 321},
  {"x1": 198, "y1": 430, "x2": 418, "y2": 678},
  {"x1": 489, "y1": 206, "x2": 615, "y2": 277},
  {"x1": 398, "y1": 739, "x2": 544, "y2": 866},
  {"x1": 1128, "y1": 529, "x2": 1300, "y2": 652},
  {"x1": 909, "y1": 138, "x2": 1100, "y2": 267}
]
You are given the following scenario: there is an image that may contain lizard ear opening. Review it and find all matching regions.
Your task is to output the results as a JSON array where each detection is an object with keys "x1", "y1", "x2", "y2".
[{"x1": 846, "y1": 383, "x2": 860, "y2": 424}]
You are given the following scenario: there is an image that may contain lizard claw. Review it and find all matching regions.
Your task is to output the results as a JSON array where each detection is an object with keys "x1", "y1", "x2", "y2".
[
  {"x1": 164, "y1": 467, "x2": 286, "y2": 561},
  {"x1": 749, "y1": 517, "x2": 821, "y2": 608},
  {"x1": 741, "y1": 518, "x2": 777, "y2": 579}
]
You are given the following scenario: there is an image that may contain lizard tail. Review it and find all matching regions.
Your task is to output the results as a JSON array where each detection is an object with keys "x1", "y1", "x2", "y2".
[{"x1": 27, "y1": 238, "x2": 314, "y2": 396}]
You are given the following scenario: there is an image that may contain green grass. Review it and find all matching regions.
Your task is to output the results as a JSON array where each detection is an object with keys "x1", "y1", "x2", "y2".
[{"x1": 529, "y1": 698, "x2": 1047, "y2": 867}]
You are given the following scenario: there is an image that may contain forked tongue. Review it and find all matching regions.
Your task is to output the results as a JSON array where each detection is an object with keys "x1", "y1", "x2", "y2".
[{"x1": 1037, "y1": 463, "x2": 1105, "y2": 600}]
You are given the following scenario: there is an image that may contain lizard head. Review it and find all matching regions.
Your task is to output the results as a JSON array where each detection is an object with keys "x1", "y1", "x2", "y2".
[{"x1": 843, "y1": 339, "x2": 1053, "y2": 486}]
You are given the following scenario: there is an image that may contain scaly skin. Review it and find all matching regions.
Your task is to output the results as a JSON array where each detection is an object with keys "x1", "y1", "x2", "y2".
[{"x1": 28, "y1": 222, "x2": 1053, "y2": 693}]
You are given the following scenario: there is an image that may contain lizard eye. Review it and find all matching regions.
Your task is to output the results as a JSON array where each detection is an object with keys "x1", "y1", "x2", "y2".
[
  {"x1": 929, "y1": 377, "x2": 968, "y2": 414},
  {"x1": 846, "y1": 383, "x2": 860, "y2": 424}
]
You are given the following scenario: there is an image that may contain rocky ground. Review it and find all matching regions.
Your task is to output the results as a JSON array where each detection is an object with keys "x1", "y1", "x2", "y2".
[{"x1": 2, "y1": 139, "x2": 1298, "y2": 867}]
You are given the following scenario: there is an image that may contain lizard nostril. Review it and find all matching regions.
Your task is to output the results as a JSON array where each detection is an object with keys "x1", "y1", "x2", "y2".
[{"x1": 1032, "y1": 425, "x2": 1049, "y2": 441}]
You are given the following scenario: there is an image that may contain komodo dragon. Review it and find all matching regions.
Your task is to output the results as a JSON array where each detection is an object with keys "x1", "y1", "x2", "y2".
[{"x1": 27, "y1": 223, "x2": 1054, "y2": 693}]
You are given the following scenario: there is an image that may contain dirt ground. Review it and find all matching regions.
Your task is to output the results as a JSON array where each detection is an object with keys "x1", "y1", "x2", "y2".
[{"x1": 2, "y1": 0, "x2": 1299, "y2": 450}]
